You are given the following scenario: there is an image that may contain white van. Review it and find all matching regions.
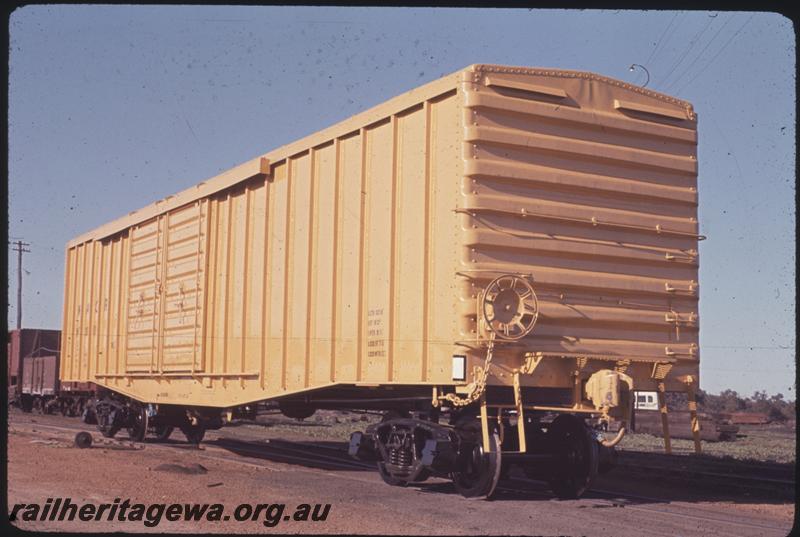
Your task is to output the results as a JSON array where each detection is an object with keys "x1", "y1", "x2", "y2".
[{"x1": 634, "y1": 391, "x2": 659, "y2": 411}]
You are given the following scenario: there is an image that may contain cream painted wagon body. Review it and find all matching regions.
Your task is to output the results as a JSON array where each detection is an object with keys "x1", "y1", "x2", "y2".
[{"x1": 61, "y1": 65, "x2": 701, "y2": 498}]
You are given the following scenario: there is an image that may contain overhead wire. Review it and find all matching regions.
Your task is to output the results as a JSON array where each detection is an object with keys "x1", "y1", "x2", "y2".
[
  {"x1": 664, "y1": 13, "x2": 735, "y2": 93},
  {"x1": 676, "y1": 12, "x2": 756, "y2": 94},
  {"x1": 644, "y1": 12, "x2": 679, "y2": 68},
  {"x1": 658, "y1": 14, "x2": 716, "y2": 90},
  {"x1": 649, "y1": 11, "x2": 686, "y2": 77}
]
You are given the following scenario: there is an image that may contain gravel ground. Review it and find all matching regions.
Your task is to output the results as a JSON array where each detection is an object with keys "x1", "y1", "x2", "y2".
[
  {"x1": 253, "y1": 409, "x2": 797, "y2": 465},
  {"x1": 6, "y1": 409, "x2": 795, "y2": 536},
  {"x1": 231, "y1": 409, "x2": 383, "y2": 441},
  {"x1": 618, "y1": 424, "x2": 796, "y2": 464}
]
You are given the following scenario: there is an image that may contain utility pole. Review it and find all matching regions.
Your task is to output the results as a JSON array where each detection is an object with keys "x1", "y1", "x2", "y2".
[{"x1": 11, "y1": 240, "x2": 30, "y2": 329}]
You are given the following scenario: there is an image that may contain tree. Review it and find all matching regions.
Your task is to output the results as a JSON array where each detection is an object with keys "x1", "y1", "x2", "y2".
[
  {"x1": 718, "y1": 389, "x2": 746, "y2": 412},
  {"x1": 691, "y1": 388, "x2": 795, "y2": 422},
  {"x1": 768, "y1": 406, "x2": 786, "y2": 422}
]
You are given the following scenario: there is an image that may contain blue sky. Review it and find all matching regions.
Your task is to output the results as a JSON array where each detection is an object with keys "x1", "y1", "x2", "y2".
[{"x1": 8, "y1": 7, "x2": 795, "y2": 397}]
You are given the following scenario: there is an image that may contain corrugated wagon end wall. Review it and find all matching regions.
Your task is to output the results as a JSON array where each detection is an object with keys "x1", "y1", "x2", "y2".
[{"x1": 454, "y1": 65, "x2": 700, "y2": 394}]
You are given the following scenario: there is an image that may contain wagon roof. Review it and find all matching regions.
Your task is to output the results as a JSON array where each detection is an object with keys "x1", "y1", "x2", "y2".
[{"x1": 67, "y1": 64, "x2": 694, "y2": 248}]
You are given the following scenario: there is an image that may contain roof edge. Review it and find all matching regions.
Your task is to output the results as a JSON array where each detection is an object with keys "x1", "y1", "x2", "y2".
[
  {"x1": 67, "y1": 68, "x2": 464, "y2": 248},
  {"x1": 465, "y1": 63, "x2": 694, "y2": 114},
  {"x1": 66, "y1": 63, "x2": 694, "y2": 249}
]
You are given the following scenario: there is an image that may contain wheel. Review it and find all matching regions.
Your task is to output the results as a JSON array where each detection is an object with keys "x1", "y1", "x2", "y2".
[
  {"x1": 94, "y1": 399, "x2": 121, "y2": 438},
  {"x1": 278, "y1": 401, "x2": 316, "y2": 420},
  {"x1": 376, "y1": 411, "x2": 411, "y2": 486},
  {"x1": 127, "y1": 404, "x2": 149, "y2": 442},
  {"x1": 99, "y1": 422, "x2": 120, "y2": 438},
  {"x1": 377, "y1": 458, "x2": 410, "y2": 486},
  {"x1": 450, "y1": 417, "x2": 502, "y2": 499},
  {"x1": 20, "y1": 395, "x2": 33, "y2": 413},
  {"x1": 33, "y1": 397, "x2": 44, "y2": 414},
  {"x1": 237, "y1": 405, "x2": 258, "y2": 421},
  {"x1": 376, "y1": 460, "x2": 431, "y2": 486},
  {"x1": 43, "y1": 398, "x2": 56, "y2": 415},
  {"x1": 546, "y1": 414, "x2": 598, "y2": 500},
  {"x1": 152, "y1": 425, "x2": 174, "y2": 442},
  {"x1": 180, "y1": 423, "x2": 206, "y2": 444},
  {"x1": 74, "y1": 431, "x2": 93, "y2": 449},
  {"x1": 82, "y1": 404, "x2": 97, "y2": 425}
]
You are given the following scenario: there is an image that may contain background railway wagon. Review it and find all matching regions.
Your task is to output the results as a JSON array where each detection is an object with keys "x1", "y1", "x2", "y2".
[
  {"x1": 8, "y1": 328, "x2": 94, "y2": 415},
  {"x1": 632, "y1": 410, "x2": 738, "y2": 441},
  {"x1": 59, "y1": 64, "x2": 700, "y2": 499},
  {"x1": 8, "y1": 328, "x2": 61, "y2": 411},
  {"x1": 723, "y1": 412, "x2": 772, "y2": 425},
  {"x1": 21, "y1": 355, "x2": 58, "y2": 397},
  {"x1": 8, "y1": 328, "x2": 61, "y2": 391}
]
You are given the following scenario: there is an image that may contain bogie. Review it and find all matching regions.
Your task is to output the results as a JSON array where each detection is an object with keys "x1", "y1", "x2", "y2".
[
  {"x1": 350, "y1": 407, "x2": 611, "y2": 501},
  {"x1": 88, "y1": 396, "x2": 220, "y2": 445}
]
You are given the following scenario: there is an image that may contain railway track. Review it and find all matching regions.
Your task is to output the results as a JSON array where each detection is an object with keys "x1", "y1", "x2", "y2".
[
  {"x1": 9, "y1": 417, "x2": 785, "y2": 537},
  {"x1": 9, "y1": 416, "x2": 374, "y2": 473},
  {"x1": 9, "y1": 413, "x2": 793, "y2": 535},
  {"x1": 497, "y1": 479, "x2": 793, "y2": 537},
  {"x1": 10, "y1": 412, "x2": 795, "y2": 498},
  {"x1": 619, "y1": 449, "x2": 793, "y2": 478},
  {"x1": 615, "y1": 450, "x2": 795, "y2": 497}
]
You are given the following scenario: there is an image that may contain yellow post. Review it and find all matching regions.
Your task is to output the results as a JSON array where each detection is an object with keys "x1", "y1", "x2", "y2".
[
  {"x1": 513, "y1": 372, "x2": 526, "y2": 453},
  {"x1": 686, "y1": 376, "x2": 702, "y2": 454},
  {"x1": 657, "y1": 382, "x2": 672, "y2": 454},
  {"x1": 480, "y1": 392, "x2": 491, "y2": 453},
  {"x1": 572, "y1": 371, "x2": 582, "y2": 408}
]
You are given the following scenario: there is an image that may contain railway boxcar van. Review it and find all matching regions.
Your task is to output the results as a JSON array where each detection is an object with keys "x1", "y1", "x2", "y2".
[
  {"x1": 8, "y1": 328, "x2": 61, "y2": 391},
  {"x1": 8, "y1": 328, "x2": 94, "y2": 415},
  {"x1": 22, "y1": 355, "x2": 59, "y2": 400},
  {"x1": 61, "y1": 64, "x2": 701, "y2": 499}
]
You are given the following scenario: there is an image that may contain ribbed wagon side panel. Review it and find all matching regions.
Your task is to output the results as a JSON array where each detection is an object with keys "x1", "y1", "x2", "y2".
[
  {"x1": 243, "y1": 183, "x2": 267, "y2": 387},
  {"x1": 309, "y1": 142, "x2": 337, "y2": 387},
  {"x1": 332, "y1": 133, "x2": 362, "y2": 382},
  {"x1": 63, "y1": 242, "x2": 88, "y2": 381},
  {"x1": 426, "y1": 92, "x2": 463, "y2": 381},
  {"x1": 204, "y1": 188, "x2": 253, "y2": 382},
  {"x1": 85, "y1": 242, "x2": 99, "y2": 379},
  {"x1": 95, "y1": 238, "x2": 110, "y2": 377},
  {"x1": 61, "y1": 248, "x2": 76, "y2": 381},
  {"x1": 460, "y1": 67, "x2": 699, "y2": 386},
  {"x1": 286, "y1": 152, "x2": 313, "y2": 391},
  {"x1": 393, "y1": 107, "x2": 428, "y2": 383},
  {"x1": 361, "y1": 119, "x2": 395, "y2": 383},
  {"x1": 106, "y1": 236, "x2": 124, "y2": 377},
  {"x1": 62, "y1": 234, "x2": 128, "y2": 383},
  {"x1": 160, "y1": 202, "x2": 208, "y2": 372},
  {"x1": 269, "y1": 89, "x2": 464, "y2": 390},
  {"x1": 187, "y1": 89, "x2": 463, "y2": 400},
  {"x1": 266, "y1": 163, "x2": 289, "y2": 390},
  {"x1": 61, "y1": 72, "x2": 464, "y2": 406},
  {"x1": 126, "y1": 218, "x2": 161, "y2": 372}
]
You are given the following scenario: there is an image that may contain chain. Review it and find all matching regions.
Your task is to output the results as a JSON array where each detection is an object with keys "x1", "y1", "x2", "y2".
[{"x1": 440, "y1": 332, "x2": 496, "y2": 407}]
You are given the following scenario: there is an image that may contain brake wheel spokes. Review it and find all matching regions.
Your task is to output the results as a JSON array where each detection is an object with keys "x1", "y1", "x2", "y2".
[{"x1": 481, "y1": 275, "x2": 539, "y2": 341}]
